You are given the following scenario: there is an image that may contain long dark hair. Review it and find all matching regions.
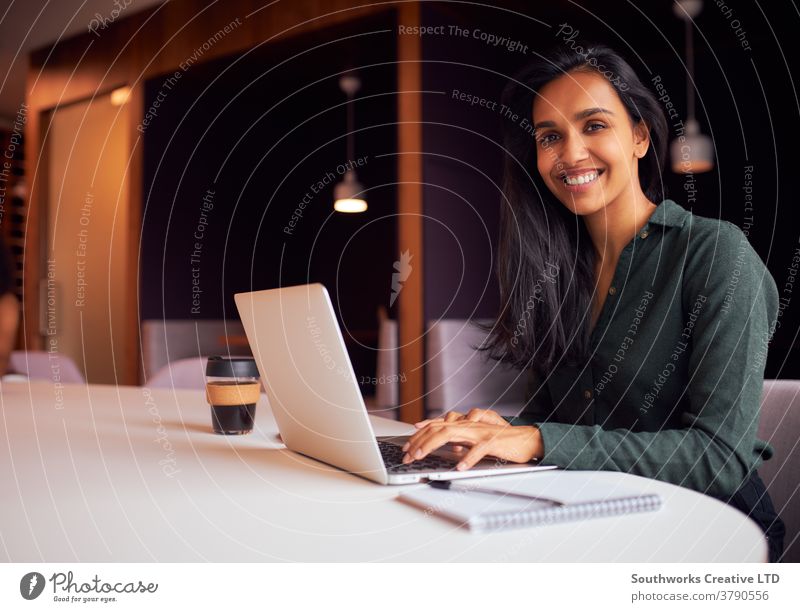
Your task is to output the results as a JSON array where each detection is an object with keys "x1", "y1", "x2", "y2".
[{"x1": 480, "y1": 43, "x2": 668, "y2": 375}]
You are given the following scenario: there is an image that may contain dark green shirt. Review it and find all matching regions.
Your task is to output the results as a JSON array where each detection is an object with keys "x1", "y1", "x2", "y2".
[{"x1": 505, "y1": 199, "x2": 778, "y2": 497}]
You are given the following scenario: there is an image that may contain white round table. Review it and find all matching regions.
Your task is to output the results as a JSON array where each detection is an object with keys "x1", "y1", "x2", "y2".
[{"x1": 0, "y1": 382, "x2": 767, "y2": 562}]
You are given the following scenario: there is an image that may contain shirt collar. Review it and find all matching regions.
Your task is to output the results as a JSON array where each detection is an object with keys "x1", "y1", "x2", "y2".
[{"x1": 646, "y1": 199, "x2": 689, "y2": 228}]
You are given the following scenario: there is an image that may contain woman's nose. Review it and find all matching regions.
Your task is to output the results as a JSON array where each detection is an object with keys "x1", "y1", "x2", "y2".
[{"x1": 558, "y1": 133, "x2": 590, "y2": 167}]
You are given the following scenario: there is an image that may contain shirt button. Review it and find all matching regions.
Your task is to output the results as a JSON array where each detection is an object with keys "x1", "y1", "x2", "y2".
[
  {"x1": 583, "y1": 389, "x2": 593, "y2": 400},
  {"x1": 608, "y1": 286, "x2": 617, "y2": 295},
  {"x1": 639, "y1": 229, "x2": 650, "y2": 239}
]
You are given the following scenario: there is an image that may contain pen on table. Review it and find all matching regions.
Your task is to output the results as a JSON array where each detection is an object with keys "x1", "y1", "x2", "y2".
[{"x1": 428, "y1": 480, "x2": 565, "y2": 506}]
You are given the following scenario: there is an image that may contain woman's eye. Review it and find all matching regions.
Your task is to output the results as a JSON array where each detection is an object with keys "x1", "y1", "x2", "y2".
[
  {"x1": 537, "y1": 133, "x2": 558, "y2": 145},
  {"x1": 586, "y1": 122, "x2": 605, "y2": 132}
]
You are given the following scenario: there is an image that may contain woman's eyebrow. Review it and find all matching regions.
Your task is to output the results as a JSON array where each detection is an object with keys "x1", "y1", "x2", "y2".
[
  {"x1": 575, "y1": 107, "x2": 614, "y2": 120},
  {"x1": 533, "y1": 107, "x2": 615, "y2": 131}
]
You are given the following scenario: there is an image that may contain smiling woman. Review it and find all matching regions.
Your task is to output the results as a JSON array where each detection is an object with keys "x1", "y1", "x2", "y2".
[{"x1": 403, "y1": 43, "x2": 785, "y2": 562}]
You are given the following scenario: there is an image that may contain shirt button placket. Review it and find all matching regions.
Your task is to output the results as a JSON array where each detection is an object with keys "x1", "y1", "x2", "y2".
[{"x1": 581, "y1": 374, "x2": 596, "y2": 425}]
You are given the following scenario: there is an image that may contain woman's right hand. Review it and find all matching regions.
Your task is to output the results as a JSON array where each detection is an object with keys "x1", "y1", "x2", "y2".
[
  {"x1": 415, "y1": 408, "x2": 507, "y2": 428},
  {"x1": 414, "y1": 408, "x2": 507, "y2": 451}
]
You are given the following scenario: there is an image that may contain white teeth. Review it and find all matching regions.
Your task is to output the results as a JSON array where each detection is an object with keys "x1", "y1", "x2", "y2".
[{"x1": 564, "y1": 171, "x2": 599, "y2": 186}]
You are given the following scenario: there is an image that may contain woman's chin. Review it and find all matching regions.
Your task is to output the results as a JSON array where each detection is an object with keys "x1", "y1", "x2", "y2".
[{"x1": 559, "y1": 195, "x2": 609, "y2": 217}]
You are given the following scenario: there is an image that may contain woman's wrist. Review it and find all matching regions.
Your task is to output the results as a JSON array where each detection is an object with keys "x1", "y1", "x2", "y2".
[{"x1": 506, "y1": 425, "x2": 544, "y2": 463}]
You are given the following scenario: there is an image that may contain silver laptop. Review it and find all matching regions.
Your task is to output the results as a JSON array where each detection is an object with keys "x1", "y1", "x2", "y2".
[{"x1": 234, "y1": 283, "x2": 555, "y2": 485}]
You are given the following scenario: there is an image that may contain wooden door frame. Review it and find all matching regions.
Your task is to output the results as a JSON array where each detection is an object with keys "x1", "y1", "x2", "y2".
[
  {"x1": 24, "y1": 88, "x2": 141, "y2": 385},
  {"x1": 396, "y1": 2, "x2": 425, "y2": 423}
]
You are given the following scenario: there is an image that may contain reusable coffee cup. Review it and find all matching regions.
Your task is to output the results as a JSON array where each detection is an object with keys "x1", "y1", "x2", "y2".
[{"x1": 205, "y1": 356, "x2": 260, "y2": 435}]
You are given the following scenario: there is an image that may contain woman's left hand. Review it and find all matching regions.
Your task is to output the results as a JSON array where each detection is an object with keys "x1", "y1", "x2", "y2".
[{"x1": 401, "y1": 421, "x2": 543, "y2": 471}]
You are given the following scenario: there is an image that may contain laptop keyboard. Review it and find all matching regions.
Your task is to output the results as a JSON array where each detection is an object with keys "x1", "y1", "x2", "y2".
[{"x1": 378, "y1": 440, "x2": 459, "y2": 473}]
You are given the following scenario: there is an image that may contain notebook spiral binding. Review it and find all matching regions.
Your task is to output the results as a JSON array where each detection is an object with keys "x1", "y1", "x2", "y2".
[{"x1": 474, "y1": 494, "x2": 663, "y2": 532}]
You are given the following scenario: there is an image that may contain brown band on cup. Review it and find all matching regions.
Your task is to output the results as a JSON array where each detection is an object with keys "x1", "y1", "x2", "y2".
[{"x1": 206, "y1": 381, "x2": 261, "y2": 406}]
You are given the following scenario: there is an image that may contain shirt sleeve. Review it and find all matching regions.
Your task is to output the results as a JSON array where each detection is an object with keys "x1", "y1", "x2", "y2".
[{"x1": 529, "y1": 223, "x2": 779, "y2": 498}]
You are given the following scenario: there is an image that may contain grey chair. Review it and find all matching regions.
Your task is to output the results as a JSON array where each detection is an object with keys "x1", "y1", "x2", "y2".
[
  {"x1": 146, "y1": 357, "x2": 208, "y2": 390},
  {"x1": 141, "y1": 319, "x2": 249, "y2": 383},
  {"x1": 369, "y1": 316, "x2": 399, "y2": 420},
  {"x1": 9, "y1": 350, "x2": 85, "y2": 383},
  {"x1": 425, "y1": 319, "x2": 527, "y2": 419},
  {"x1": 758, "y1": 379, "x2": 800, "y2": 562}
]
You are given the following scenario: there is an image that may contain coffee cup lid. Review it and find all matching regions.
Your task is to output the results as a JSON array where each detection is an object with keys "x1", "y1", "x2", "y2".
[{"x1": 205, "y1": 356, "x2": 259, "y2": 378}]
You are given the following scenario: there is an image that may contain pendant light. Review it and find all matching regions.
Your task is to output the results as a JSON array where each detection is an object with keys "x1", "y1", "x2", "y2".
[
  {"x1": 670, "y1": 0, "x2": 714, "y2": 174},
  {"x1": 334, "y1": 73, "x2": 367, "y2": 213}
]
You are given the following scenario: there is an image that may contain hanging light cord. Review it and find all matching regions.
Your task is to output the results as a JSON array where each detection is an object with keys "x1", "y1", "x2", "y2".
[
  {"x1": 346, "y1": 91, "x2": 355, "y2": 162},
  {"x1": 685, "y1": 15, "x2": 695, "y2": 123}
]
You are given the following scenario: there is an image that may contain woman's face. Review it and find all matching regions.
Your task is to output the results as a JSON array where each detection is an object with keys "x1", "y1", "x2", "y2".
[{"x1": 531, "y1": 70, "x2": 650, "y2": 217}]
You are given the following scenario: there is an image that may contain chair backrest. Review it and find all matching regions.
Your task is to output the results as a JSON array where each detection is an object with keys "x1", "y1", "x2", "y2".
[
  {"x1": 146, "y1": 357, "x2": 208, "y2": 390},
  {"x1": 10, "y1": 351, "x2": 85, "y2": 384},
  {"x1": 374, "y1": 318, "x2": 399, "y2": 408},
  {"x1": 758, "y1": 379, "x2": 800, "y2": 563},
  {"x1": 425, "y1": 319, "x2": 526, "y2": 418},
  {"x1": 141, "y1": 319, "x2": 248, "y2": 383}
]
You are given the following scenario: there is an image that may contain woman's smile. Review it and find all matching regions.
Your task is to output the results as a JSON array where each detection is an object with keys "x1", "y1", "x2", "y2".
[{"x1": 560, "y1": 168, "x2": 605, "y2": 193}]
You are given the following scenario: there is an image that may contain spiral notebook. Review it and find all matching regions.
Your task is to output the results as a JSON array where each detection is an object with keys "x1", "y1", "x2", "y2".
[{"x1": 397, "y1": 471, "x2": 662, "y2": 532}]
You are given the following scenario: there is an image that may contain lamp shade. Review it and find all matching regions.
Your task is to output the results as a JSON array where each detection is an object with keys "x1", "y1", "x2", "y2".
[
  {"x1": 333, "y1": 170, "x2": 367, "y2": 213},
  {"x1": 110, "y1": 86, "x2": 131, "y2": 106},
  {"x1": 670, "y1": 118, "x2": 714, "y2": 174}
]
